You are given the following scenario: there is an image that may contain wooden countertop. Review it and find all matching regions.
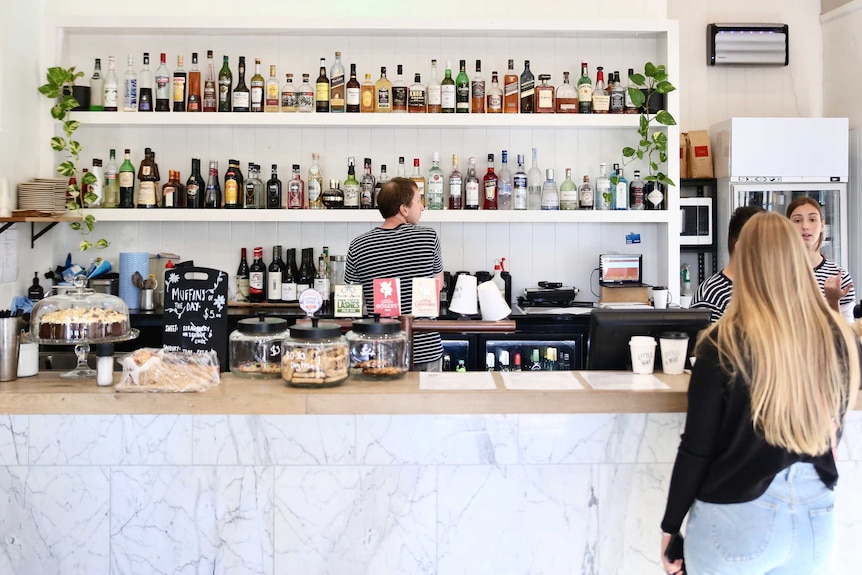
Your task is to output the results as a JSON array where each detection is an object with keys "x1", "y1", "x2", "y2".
[{"x1": 0, "y1": 372, "x2": 694, "y2": 415}]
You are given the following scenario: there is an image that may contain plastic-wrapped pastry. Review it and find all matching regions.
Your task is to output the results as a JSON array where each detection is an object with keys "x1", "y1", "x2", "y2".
[{"x1": 117, "y1": 348, "x2": 220, "y2": 392}]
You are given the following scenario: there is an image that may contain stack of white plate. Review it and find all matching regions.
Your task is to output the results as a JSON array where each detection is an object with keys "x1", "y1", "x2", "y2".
[{"x1": 17, "y1": 178, "x2": 68, "y2": 211}]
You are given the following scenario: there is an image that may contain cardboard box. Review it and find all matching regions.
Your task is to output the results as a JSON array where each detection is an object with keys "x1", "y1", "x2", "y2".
[
  {"x1": 599, "y1": 285, "x2": 650, "y2": 305},
  {"x1": 687, "y1": 130, "x2": 714, "y2": 178},
  {"x1": 680, "y1": 132, "x2": 690, "y2": 179}
]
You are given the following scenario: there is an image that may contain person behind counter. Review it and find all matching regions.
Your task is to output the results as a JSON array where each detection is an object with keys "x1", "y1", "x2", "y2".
[
  {"x1": 786, "y1": 196, "x2": 856, "y2": 323},
  {"x1": 344, "y1": 177, "x2": 444, "y2": 370},
  {"x1": 660, "y1": 212, "x2": 861, "y2": 574}
]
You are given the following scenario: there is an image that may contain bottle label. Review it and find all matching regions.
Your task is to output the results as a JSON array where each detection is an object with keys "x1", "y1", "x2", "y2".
[
  {"x1": 162, "y1": 185, "x2": 175, "y2": 207},
  {"x1": 580, "y1": 189, "x2": 593, "y2": 207},
  {"x1": 578, "y1": 84, "x2": 593, "y2": 102},
  {"x1": 225, "y1": 180, "x2": 239, "y2": 205},
  {"x1": 610, "y1": 91, "x2": 625, "y2": 112},
  {"x1": 119, "y1": 172, "x2": 134, "y2": 187},
  {"x1": 592, "y1": 93, "x2": 610, "y2": 112},
  {"x1": 538, "y1": 89, "x2": 553, "y2": 109},
  {"x1": 187, "y1": 183, "x2": 199, "y2": 200},
  {"x1": 519, "y1": 80, "x2": 534, "y2": 98},
  {"x1": 376, "y1": 88, "x2": 390, "y2": 109},
  {"x1": 138, "y1": 181, "x2": 156, "y2": 205},
  {"x1": 308, "y1": 179, "x2": 321, "y2": 203},
  {"x1": 465, "y1": 181, "x2": 479, "y2": 206},
  {"x1": 449, "y1": 180, "x2": 462, "y2": 199},
  {"x1": 268, "y1": 272, "x2": 282, "y2": 300},
  {"x1": 173, "y1": 77, "x2": 186, "y2": 102},
  {"x1": 392, "y1": 86, "x2": 408, "y2": 109},
  {"x1": 316, "y1": 83, "x2": 329, "y2": 102},
  {"x1": 237, "y1": 277, "x2": 249, "y2": 299},
  {"x1": 266, "y1": 84, "x2": 279, "y2": 107},
  {"x1": 504, "y1": 79, "x2": 519, "y2": 98},
  {"x1": 124, "y1": 79, "x2": 138, "y2": 109},
  {"x1": 472, "y1": 81, "x2": 485, "y2": 101},
  {"x1": 488, "y1": 93, "x2": 502, "y2": 111},
  {"x1": 250, "y1": 271, "x2": 264, "y2": 293},
  {"x1": 251, "y1": 86, "x2": 263, "y2": 106},
  {"x1": 313, "y1": 278, "x2": 330, "y2": 298},
  {"x1": 441, "y1": 85, "x2": 455, "y2": 109},
  {"x1": 281, "y1": 282, "x2": 297, "y2": 302},
  {"x1": 346, "y1": 87, "x2": 360, "y2": 106},
  {"x1": 560, "y1": 188, "x2": 578, "y2": 205},
  {"x1": 233, "y1": 91, "x2": 250, "y2": 109},
  {"x1": 428, "y1": 85, "x2": 441, "y2": 106},
  {"x1": 484, "y1": 180, "x2": 496, "y2": 201},
  {"x1": 615, "y1": 182, "x2": 628, "y2": 209},
  {"x1": 287, "y1": 184, "x2": 302, "y2": 209},
  {"x1": 218, "y1": 79, "x2": 230, "y2": 105},
  {"x1": 408, "y1": 88, "x2": 425, "y2": 109},
  {"x1": 245, "y1": 183, "x2": 256, "y2": 206},
  {"x1": 343, "y1": 183, "x2": 360, "y2": 207},
  {"x1": 427, "y1": 178, "x2": 443, "y2": 208},
  {"x1": 298, "y1": 90, "x2": 313, "y2": 110},
  {"x1": 647, "y1": 188, "x2": 664, "y2": 207},
  {"x1": 360, "y1": 183, "x2": 374, "y2": 207},
  {"x1": 557, "y1": 98, "x2": 578, "y2": 113}
]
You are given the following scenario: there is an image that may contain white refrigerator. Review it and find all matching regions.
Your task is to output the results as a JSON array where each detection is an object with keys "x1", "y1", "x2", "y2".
[{"x1": 711, "y1": 117, "x2": 849, "y2": 269}]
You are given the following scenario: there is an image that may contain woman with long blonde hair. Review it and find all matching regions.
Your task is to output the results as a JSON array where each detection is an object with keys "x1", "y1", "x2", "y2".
[{"x1": 660, "y1": 212, "x2": 860, "y2": 574}]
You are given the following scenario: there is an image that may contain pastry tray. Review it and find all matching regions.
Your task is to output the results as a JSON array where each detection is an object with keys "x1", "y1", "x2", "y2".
[{"x1": 24, "y1": 328, "x2": 140, "y2": 346}]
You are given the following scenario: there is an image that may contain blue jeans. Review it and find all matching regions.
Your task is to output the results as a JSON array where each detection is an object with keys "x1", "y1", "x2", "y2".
[{"x1": 685, "y1": 462, "x2": 836, "y2": 574}]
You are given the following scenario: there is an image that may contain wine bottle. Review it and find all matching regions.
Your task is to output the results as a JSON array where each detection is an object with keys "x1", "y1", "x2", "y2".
[
  {"x1": 250, "y1": 58, "x2": 265, "y2": 112},
  {"x1": 236, "y1": 247, "x2": 250, "y2": 302},
  {"x1": 118, "y1": 148, "x2": 135, "y2": 208},
  {"x1": 218, "y1": 55, "x2": 232, "y2": 112},
  {"x1": 232, "y1": 56, "x2": 250, "y2": 112},
  {"x1": 267, "y1": 245, "x2": 284, "y2": 302},
  {"x1": 186, "y1": 158, "x2": 205, "y2": 208},
  {"x1": 281, "y1": 248, "x2": 298, "y2": 303},
  {"x1": 297, "y1": 248, "x2": 314, "y2": 292},
  {"x1": 248, "y1": 246, "x2": 266, "y2": 303}
]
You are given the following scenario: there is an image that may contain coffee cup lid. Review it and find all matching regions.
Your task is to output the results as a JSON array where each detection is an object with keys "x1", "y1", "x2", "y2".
[{"x1": 659, "y1": 331, "x2": 688, "y2": 340}]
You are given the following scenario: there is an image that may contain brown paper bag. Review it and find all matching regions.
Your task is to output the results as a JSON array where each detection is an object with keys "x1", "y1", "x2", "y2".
[
  {"x1": 680, "y1": 132, "x2": 690, "y2": 179},
  {"x1": 687, "y1": 130, "x2": 714, "y2": 178}
]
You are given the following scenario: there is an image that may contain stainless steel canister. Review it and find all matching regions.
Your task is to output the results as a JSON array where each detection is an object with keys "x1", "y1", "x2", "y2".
[{"x1": 0, "y1": 315, "x2": 23, "y2": 382}]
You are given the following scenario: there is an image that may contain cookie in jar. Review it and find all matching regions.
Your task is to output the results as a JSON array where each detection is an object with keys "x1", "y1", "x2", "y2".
[
  {"x1": 346, "y1": 316, "x2": 409, "y2": 379},
  {"x1": 230, "y1": 315, "x2": 289, "y2": 378},
  {"x1": 281, "y1": 320, "x2": 348, "y2": 388}
]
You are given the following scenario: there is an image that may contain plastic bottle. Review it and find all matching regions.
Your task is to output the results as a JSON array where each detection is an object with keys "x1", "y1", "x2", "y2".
[
  {"x1": 681, "y1": 263, "x2": 693, "y2": 297},
  {"x1": 492, "y1": 260, "x2": 506, "y2": 297}
]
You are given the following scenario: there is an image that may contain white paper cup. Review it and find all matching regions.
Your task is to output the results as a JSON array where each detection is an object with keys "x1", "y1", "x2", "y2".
[
  {"x1": 629, "y1": 336, "x2": 657, "y2": 374},
  {"x1": 660, "y1": 332, "x2": 689, "y2": 375},
  {"x1": 477, "y1": 280, "x2": 511, "y2": 321},
  {"x1": 679, "y1": 295, "x2": 693, "y2": 309},
  {"x1": 653, "y1": 287, "x2": 669, "y2": 309},
  {"x1": 449, "y1": 273, "x2": 478, "y2": 315}
]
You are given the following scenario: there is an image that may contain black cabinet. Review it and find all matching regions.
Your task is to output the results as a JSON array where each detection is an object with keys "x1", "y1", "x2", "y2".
[{"x1": 680, "y1": 178, "x2": 719, "y2": 285}]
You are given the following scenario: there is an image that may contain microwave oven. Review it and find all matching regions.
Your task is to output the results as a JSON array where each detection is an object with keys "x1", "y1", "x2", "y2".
[{"x1": 680, "y1": 197, "x2": 713, "y2": 245}]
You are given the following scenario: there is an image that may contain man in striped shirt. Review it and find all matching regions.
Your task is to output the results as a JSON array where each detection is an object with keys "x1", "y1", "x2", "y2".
[
  {"x1": 345, "y1": 177, "x2": 444, "y2": 370},
  {"x1": 692, "y1": 205, "x2": 763, "y2": 322}
]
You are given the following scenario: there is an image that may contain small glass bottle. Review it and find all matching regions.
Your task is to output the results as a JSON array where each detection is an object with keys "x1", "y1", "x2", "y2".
[
  {"x1": 578, "y1": 175, "x2": 594, "y2": 210},
  {"x1": 308, "y1": 153, "x2": 324, "y2": 209},
  {"x1": 448, "y1": 154, "x2": 463, "y2": 210},
  {"x1": 486, "y1": 71, "x2": 503, "y2": 113},
  {"x1": 556, "y1": 71, "x2": 578, "y2": 113},
  {"x1": 185, "y1": 158, "x2": 205, "y2": 209},
  {"x1": 287, "y1": 164, "x2": 305, "y2": 209},
  {"x1": 298, "y1": 73, "x2": 314, "y2": 113},
  {"x1": 321, "y1": 179, "x2": 344, "y2": 209},
  {"x1": 281, "y1": 73, "x2": 297, "y2": 112},
  {"x1": 541, "y1": 169, "x2": 559, "y2": 210},
  {"x1": 204, "y1": 160, "x2": 221, "y2": 209},
  {"x1": 534, "y1": 74, "x2": 555, "y2": 113},
  {"x1": 223, "y1": 159, "x2": 242, "y2": 209},
  {"x1": 559, "y1": 168, "x2": 578, "y2": 210}
]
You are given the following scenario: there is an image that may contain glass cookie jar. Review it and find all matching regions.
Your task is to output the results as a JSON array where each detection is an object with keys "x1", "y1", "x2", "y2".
[
  {"x1": 229, "y1": 316, "x2": 289, "y2": 378},
  {"x1": 346, "y1": 316, "x2": 409, "y2": 379},
  {"x1": 281, "y1": 320, "x2": 349, "y2": 388}
]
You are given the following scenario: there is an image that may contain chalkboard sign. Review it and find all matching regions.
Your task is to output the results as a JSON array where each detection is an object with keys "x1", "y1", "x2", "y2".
[{"x1": 162, "y1": 267, "x2": 229, "y2": 370}]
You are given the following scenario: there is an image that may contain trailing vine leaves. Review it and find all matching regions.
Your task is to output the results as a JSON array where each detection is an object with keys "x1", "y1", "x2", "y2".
[{"x1": 38, "y1": 66, "x2": 109, "y2": 251}]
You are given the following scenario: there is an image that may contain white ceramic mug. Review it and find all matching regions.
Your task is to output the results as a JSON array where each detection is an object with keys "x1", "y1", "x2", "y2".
[{"x1": 652, "y1": 286, "x2": 669, "y2": 309}]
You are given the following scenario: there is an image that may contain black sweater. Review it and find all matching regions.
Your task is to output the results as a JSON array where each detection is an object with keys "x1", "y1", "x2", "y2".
[{"x1": 661, "y1": 337, "x2": 859, "y2": 534}]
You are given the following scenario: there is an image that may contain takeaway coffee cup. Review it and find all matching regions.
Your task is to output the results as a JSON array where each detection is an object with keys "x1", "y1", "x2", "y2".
[
  {"x1": 659, "y1": 332, "x2": 689, "y2": 375},
  {"x1": 629, "y1": 335, "x2": 657, "y2": 374},
  {"x1": 652, "y1": 286, "x2": 669, "y2": 309},
  {"x1": 449, "y1": 273, "x2": 478, "y2": 315},
  {"x1": 477, "y1": 280, "x2": 511, "y2": 321}
]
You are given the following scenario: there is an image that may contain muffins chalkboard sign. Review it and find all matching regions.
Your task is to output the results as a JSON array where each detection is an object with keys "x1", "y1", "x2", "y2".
[{"x1": 163, "y1": 267, "x2": 228, "y2": 370}]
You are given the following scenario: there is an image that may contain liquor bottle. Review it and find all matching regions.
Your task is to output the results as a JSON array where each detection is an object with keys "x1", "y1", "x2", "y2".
[
  {"x1": 264, "y1": 65, "x2": 279, "y2": 112},
  {"x1": 629, "y1": 169, "x2": 645, "y2": 210},
  {"x1": 535, "y1": 74, "x2": 555, "y2": 113},
  {"x1": 204, "y1": 160, "x2": 221, "y2": 208},
  {"x1": 397, "y1": 156, "x2": 406, "y2": 178},
  {"x1": 556, "y1": 71, "x2": 578, "y2": 113},
  {"x1": 486, "y1": 352, "x2": 495, "y2": 372},
  {"x1": 577, "y1": 62, "x2": 593, "y2": 114},
  {"x1": 613, "y1": 164, "x2": 629, "y2": 210},
  {"x1": 497, "y1": 150, "x2": 512, "y2": 210},
  {"x1": 374, "y1": 66, "x2": 392, "y2": 113},
  {"x1": 529, "y1": 349, "x2": 542, "y2": 371},
  {"x1": 464, "y1": 157, "x2": 479, "y2": 210},
  {"x1": 324, "y1": 179, "x2": 344, "y2": 209},
  {"x1": 187, "y1": 52, "x2": 201, "y2": 112},
  {"x1": 250, "y1": 58, "x2": 265, "y2": 112},
  {"x1": 232, "y1": 56, "x2": 250, "y2": 112},
  {"x1": 136, "y1": 148, "x2": 159, "y2": 208},
  {"x1": 161, "y1": 170, "x2": 185, "y2": 208},
  {"x1": 391, "y1": 64, "x2": 408, "y2": 113},
  {"x1": 519, "y1": 60, "x2": 534, "y2": 113},
  {"x1": 610, "y1": 71, "x2": 625, "y2": 114},
  {"x1": 513, "y1": 154, "x2": 528, "y2": 210},
  {"x1": 329, "y1": 52, "x2": 345, "y2": 113},
  {"x1": 315, "y1": 57, "x2": 330, "y2": 113},
  {"x1": 186, "y1": 158, "x2": 205, "y2": 209},
  {"x1": 468, "y1": 59, "x2": 487, "y2": 114},
  {"x1": 103, "y1": 149, "x2": 119, "y2": 208},
  {"x1": 343, "y1": 157, "x2": 360, "y2": 209},
  {"x1": 486, "y1": 71, "x2": 503, "y2": 113},
  {"x1": 287, "y1": 164, "x2": 304, "y2": 209},
  {"x1": 360, "y1": 73, "x2": 375, "y2": 113},
  {"x1": 624, "y1": 68, "x2": 639, "y2": 114},
  {"x1": 426, "y1": 152, "x2": 444, "y2": 210},
  {"x1": 123, "y1": 54, "x2": 138, "y2": 112},
  {"x1": 308, "y1": 153, "x2": 324, "y2": 209},
  {"x1": 236, "y1": 247, "x2": 250, "y2": 302},
  {"x1": 266, "y1": 164, "x2": 282, "y2": 209},
  {"x1": 297, "y1": 248, "x2": 315, "y2": 292},
  {"x1": 527, "y1": 148, "x2": 542, "y2": 210},
  {"x1": 483, "y1": 153, "x2": 498, "y2": 210},
  {"x1": 596, "y1": 162, "x2": 612, "y2": 210},
  {"x1": 410, "y1": 158, "x2": 426, "y2": 206},
  {"x1": 103, "y1": 55, "x2": 119, "y2": 112},
  {"x1": 224, "y1": 159, "x2": 242, "y2": 208},
  {"x1": 360, "y1": 158, "x2": 375, "y2": 209},
  {"x1": 244, "y1": 163, "x2": 264, "y2": 209},
  {"x1": 154, "y1": 53, "x2": 170, "y2": 111},
  {"x1": 559, "y1": 168, "x2": 578, "y2": 210},
  {"x1": 448, "y1": 154, "x2": 463, "y2": 210},
  {"x1": 137, "y1": 52, "x2": 153, "y2": 111},
  {"x1": 645, "y1": 180, "x2": 666, "y2": 210},
  {"x1": 90, "y1": 58, "x2": 104, "y2": 111},
  {"x1": 455, "y1": 59, "x2": 469, "y2": 113},
  {"x1": 345, "y1": 64, "x2": 360, "y2": 113},
  {"x1": 374, "y1": 164, "x2": 388, "y2": 207},
  {"x1": 248, "y1": 246, "x2": 266, "y2": 303},
  {"x1": 203, "y1": 50, "x2": 217, "y2": 112},
  {"x1": 578, "y1": 175, "x2": 594, "y2": 210},
  {"x1": 592, "y1": 66, "x2": 609, "y2": 114},
  {"x1": 282, "y1": 248, "x2": 298, "y2": 303},
  {"x1": 503, "y1": 59, "x2": 519, "y2": 114},
  {"x1": 218, "y1": 55, "x2": 232, "y2": 112},
  {"x1": 268, "y1": 245, "x2": 284, "y2": 303},
  {"x1": 541, "y1": 168, "x2": 559, "y2": 210},
  {"x1": 298, "y1": 73, "x2": 314, "y2": 113},
  {"x1": 173, "y1": 55, "x2": 187, "y2": 112},
  {"x1": 408, "y1": 73, "x2": 426, "y2": 113},
  {"x1": 427, "y1": 59, "x2": 442, "y2": 113},
  {"x1": 89, "y1": 159, "x2": 104, "y2": 207},
  {"x1": 281, "y1": 73, "x2": 297, "y2": 112},
  {"x1": 441, "y1": 60, "x2": 456, "y2": 113},
  {"x1": 314, "y1": 255, "x2": 331, "y2": 311}
]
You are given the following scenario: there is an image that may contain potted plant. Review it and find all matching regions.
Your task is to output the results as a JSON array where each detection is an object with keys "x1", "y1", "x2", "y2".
[{"x1": 38, "y1": 66, "x2": 109, "y2": 251}]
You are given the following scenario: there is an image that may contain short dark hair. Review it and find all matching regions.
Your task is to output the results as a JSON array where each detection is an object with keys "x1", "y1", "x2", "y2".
[
  {"x1": 377, "y1": 177, "x2": 417, "y2": 218},
  {"x1": 728, "y1": 205, "x2": 765, "y2": 255},
  {"x1": 785, "y1": 196, "x2": 824, "y2": 250}
]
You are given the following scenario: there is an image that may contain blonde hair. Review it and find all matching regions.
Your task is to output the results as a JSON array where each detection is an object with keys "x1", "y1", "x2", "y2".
[{"x1": 697, "y1": 212, "x2": 859, "y2": 455}]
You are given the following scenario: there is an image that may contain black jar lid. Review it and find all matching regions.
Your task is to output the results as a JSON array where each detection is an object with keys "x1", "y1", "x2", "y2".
[
  {"x1": 289, "y1": 319, "x2": 342, "y2": 340},
  {"x1": 238, "y1": 315, "x2": 288, "y2": 334},
  {"x1": 352, "y1": 316, "x2": 402, "y2": 335}
]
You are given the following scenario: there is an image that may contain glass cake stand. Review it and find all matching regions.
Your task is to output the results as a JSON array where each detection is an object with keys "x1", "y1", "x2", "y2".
[{"x1": 24, "y1": 330, "x2": 140, "y2": 379}]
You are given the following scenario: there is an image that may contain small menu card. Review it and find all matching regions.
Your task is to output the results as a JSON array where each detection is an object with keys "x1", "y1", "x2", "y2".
[
  {"x1": 412, "y1": 277, "x2": 440, "y2": 318},
  {"x1": 373, "y1": 278, "x2": 401, "y2": 317},
  {"x1": 334, "y1": 284, "x2": 363, "y2": 317}
]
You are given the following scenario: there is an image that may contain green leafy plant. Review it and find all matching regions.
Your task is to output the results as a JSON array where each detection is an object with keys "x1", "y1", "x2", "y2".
[
  {"x1": 616, "y1": 62, "x2": 677, "y2": 189},
  {"x1": 38, "y1": 66, "x2": 109, "y2": 251}
]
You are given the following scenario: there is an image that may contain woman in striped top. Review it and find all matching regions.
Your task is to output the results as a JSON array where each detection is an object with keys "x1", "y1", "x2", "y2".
[{"x1": 787, "y1": 196, "x2": 856, "y2": 323}]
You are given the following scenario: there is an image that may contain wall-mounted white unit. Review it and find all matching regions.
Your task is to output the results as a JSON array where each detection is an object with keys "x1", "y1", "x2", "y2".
[{"x1": 707, "y1": 23, "x2": 789, "y2": 66}]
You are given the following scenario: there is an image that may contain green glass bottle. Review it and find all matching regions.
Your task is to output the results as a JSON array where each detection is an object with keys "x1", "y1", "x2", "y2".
[
  {"x1": 455, "y1": 59, "x2": 470, "y2": 113},
  {"x1": 342, "y1": 156, "x2": 360, "y2": 209},
  {"x1": 441, "y1": 60, "x2": 455, "y2": 113},
  {"x1": 118, "y1": 148, "x2": 136, "y2": 208},
  {"x1": 218, "y1": 55, "x2": 232, "y2": 112}
]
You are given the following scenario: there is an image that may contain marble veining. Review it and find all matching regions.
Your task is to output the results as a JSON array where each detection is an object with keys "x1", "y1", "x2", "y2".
[{"x1": 0, "y1": 415, "x2": 28, "y2": 465}]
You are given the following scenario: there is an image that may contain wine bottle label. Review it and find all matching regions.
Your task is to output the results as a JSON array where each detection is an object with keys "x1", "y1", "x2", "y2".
[
  {"x1": 343, "y1": 184, "x2": 360, "y2": 207},
  {"x1": 281, "y1": 282, "x2": 297, "y2": 302},
  {"x1": 119, "y1": 172, "x2": 134, "y2": 187},
  {"x1": 138, "y1": 181, "x2": 156, "y2": 205},
  {"x1": 592, "y1": 94, "x2": 610, "y2": 112},
  {"x1": 251, "y1": 87, "x2": 263, "y2": 106},
  {"x1": 484, "y1": 180, "x2": 496, "y2": 201},
  {"x1": 647, "y1": 189, "x2": 664, "y2": 207},
  {"x1": 173, "y1": 77, "x2": 185, "y2": 102},
  {"x1": 233, "y1": 92, "x2": 250, "y2": 108},
  {"x1": 268, "y1": 272, "x2": 282, "y2": 300},
  {"x1": 237, "y1": 277, "x2": 249, "y2": 299},
  {"x1": 346, "y1": 87, "x2": 360, "y2": 106},
  {"x1": 250, "y1": 271, "x2": 264, "y2": 292},
  {"x1": 428, "y1": 86, "x2": 441, "y2": 106},
  {"x1": 577, "y1": 84, "x2": 593, "y2": 102},
  {"x1": 465, "y1": 181, "x2": 479, "y2": 206},
  {"x1": 314, "y1": 278, "x2": 330, "y2": 298},
  {"x1": 441, "y1": 85, "x2": 455, "y2": 109}
]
